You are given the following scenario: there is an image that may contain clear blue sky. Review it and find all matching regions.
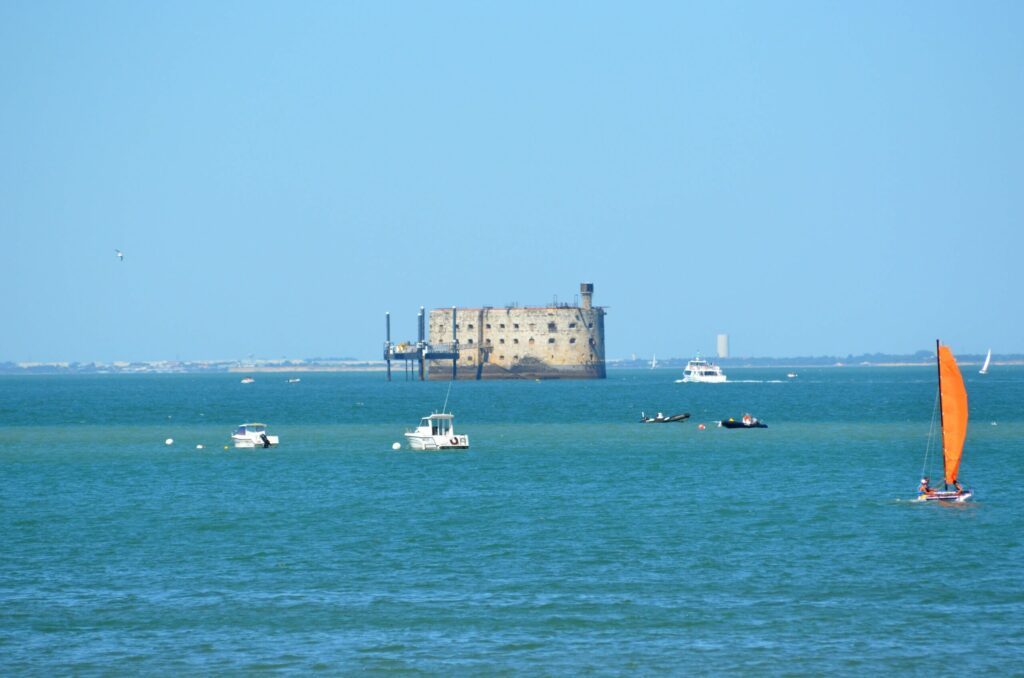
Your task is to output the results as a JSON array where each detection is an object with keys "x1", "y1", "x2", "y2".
[{"x1": 2, "y1": 1, "x2": 1021, "y2": 362}]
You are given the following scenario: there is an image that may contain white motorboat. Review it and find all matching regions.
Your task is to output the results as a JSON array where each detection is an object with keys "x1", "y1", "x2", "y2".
[
  {"x1": 403, "y1": 413, "x2": 469, "y2": 451},
  {"x1": 675, "y1": 354, "x2": 727, "y2": 383},
  {"x1": 240, "y1": 377, "x2": 255, "y2": 384},
  {"x1": 231, "y1": 422, "x2": 279, "y2": 448},
  {"x1": 787, "y1": 372, "x2": 798, "y2": 379}
]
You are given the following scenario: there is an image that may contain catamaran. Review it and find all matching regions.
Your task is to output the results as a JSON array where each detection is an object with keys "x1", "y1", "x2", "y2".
[
  {"x1": 917, "y1": 340, "x2": 972, "y2": 502},
  {"x1": 979, "y1": 349, "x2": 991, "y2": 375}
]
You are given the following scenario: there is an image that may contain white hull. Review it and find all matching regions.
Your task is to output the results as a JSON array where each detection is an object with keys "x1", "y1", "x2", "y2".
[
  {"x1": 404, "y1": 433, "x2": 469, "y2": 450},
  {"x1": 233, "y1": 434, "x2": 279, "y2": 448},
  {"x1": 676, "y1": 374, "x2": 727, "y2": 384}
]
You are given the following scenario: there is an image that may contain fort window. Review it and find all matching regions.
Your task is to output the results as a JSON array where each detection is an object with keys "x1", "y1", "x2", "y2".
[
  {"x1": 500, "y1": 323, "x2": 506, "y2": 329},
  {"x1": 569, "y1": 337, "x2": 576, "y2": 344},
  {"x1": 485, "y1": 323, "x2": 491, "y2": 329},
  {"x1": 548, "y1": 338, "x2": 555, "y2": 344},
  {"x1": 513, "y1": 323, "x2": 519, "y2": 329},
  {"x1": 468, "y1": 324, "x2": 474, "y2": 330},
  {"x1": 513, "y1": 338, "x2": 519, "y2": 344},
  {"x1": 529, "y1": 338, "x2": 535, "y2": 346},
  {"x1": 529, "y1": 323, "x2": 536, "y2": 331},
  {"x1": 485, "y1": 338, "x2": 491, "y2": 345},
  {"x1": 513, "y1": 355, "x2": 519, "y2": 360},
  {"x1": 468, "y1": 338, "x2": 474, "y2": 344},
  {"x1": 455, "y1": 324, "x2": 460, "y2": 330},
  {"x1": 548, "y1": 322, "x2": 557, "y2": 332},
  {"x1": 499, "y1": 355, "x2": 505, "y2": 360},
  {"x1": 588, "y1": 323, "x2": 594, "y2": 328},
  {"x1": 467, "y1": 355, "x2": 474, "y2": 363},
  {"x1": 499, "y1": 338, "x2": 505, "y2": 344},
  {"x1": 589, "y1": 338, "x2": 595, "y2": 346},
  {"x1": 569, "y1": 322, "x2": 577, "y2": 329}
]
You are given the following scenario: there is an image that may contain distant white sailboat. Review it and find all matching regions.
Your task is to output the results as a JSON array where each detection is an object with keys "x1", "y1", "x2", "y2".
[
  {"x1": 650, "y1": 354, "x2": 657, "y2": 369},
  {"x1": 979, "y1": 349, "x2": 991, "y2": 375}
]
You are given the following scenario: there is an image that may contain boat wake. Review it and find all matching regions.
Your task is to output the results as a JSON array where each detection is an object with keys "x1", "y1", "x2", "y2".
[{"x1": 727, "y1": 379, "x2": 785, "y2": 384}]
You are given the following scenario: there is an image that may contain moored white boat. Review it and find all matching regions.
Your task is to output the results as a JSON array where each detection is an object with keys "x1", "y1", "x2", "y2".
[
  {"x1": 675, "y1": 354, "x2": 727, "y2": 383},
  {"x1": 404, "y1": 413, "x2": 469, "y2": 450},
  {"x1": 232, "y1": 422, "x2": 279, "y2": 448},
  {"x1": 240, "y1": 377, "x2": 255, "y2": 384}
]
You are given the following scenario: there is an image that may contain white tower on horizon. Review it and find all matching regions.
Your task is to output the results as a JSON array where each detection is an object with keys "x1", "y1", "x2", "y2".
[{"x1": 717, "y1": 334, "x2": 729, "y2": 359}]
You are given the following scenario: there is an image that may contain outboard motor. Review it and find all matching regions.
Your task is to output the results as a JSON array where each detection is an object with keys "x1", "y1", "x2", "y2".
[{"x1": 260, "y1": 433, "x2": 270, "y2": 449}]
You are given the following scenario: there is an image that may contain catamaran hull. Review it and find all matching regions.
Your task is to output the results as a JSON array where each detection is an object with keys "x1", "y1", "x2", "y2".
[{"x1": 917, "y1": 491, "x2": 970, "y2": 501}]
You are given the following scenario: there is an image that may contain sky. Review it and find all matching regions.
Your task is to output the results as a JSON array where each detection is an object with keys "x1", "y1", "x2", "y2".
[{"x1": 2, "y1": 1, "x2": 1022, "y2": 362}]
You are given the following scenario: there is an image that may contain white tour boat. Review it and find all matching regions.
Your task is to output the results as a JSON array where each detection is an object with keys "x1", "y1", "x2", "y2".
[
  {"x1": 231, "y1": 422, "x2": 279, "y2": 448},
  {"x1": 675, "y1": 354, "x2": 727, "y2": 383},
  {"x1": 404, "y1": 413, "x2": 469, "y2": 451}
]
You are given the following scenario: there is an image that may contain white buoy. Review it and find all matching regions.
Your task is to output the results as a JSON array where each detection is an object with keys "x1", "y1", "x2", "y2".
[
  {"x1": 392, "y1": 442, "x2": 401, "y2": 450},
  {"x1": 165, "y1": 438, "x2": 174, "y2": 446},
  {"x1": 196, "y1": 444, "x2": 204, "y2": 449}
]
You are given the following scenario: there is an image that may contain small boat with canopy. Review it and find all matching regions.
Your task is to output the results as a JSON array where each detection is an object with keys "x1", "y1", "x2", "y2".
[
  {"x1": 232, "y1": 423, "x2": 279, "y2": 449},
  {"x1": 917, "y1": 340, "x2": 972, "y2": 502},
  {"x1": 404, "y1": 413, "x2": 469, "y2": 450}
]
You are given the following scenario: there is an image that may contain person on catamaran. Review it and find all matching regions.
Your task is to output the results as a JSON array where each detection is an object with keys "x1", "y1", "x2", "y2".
[
  {"x1": 918, "y1": 477, "x2": 936, "y2": 495},
  {"x1": 953, "y1": 479, "x2": 965, "y2": 494}
]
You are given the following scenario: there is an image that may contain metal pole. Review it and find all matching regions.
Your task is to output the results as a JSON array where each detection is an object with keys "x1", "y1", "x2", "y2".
[
  {"x1": 451, "y1": 306, "x2": 457, "y2": 381},
  {"x1": 936, "y1": 338, "x2": 946, "y2": 489},
  {"x1": 418, "y1": 306, "x2": 425, "y2": 381},
  {"x1": 385, "y1": 312, "x2": 391, "y2": 382}
]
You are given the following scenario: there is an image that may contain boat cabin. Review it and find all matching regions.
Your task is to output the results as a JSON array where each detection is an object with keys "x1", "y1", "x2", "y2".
[
  {"x1": 417, "y1": 414, "x2": 454, "y2": 436},
  {"x1": 235, "y1": 423, "x2": 267, "y2": 436}
]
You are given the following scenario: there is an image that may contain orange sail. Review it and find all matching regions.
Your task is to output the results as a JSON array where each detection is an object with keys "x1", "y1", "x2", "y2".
[{"x1": 938, "y1": 345, "x2": 968, "y2": 484}]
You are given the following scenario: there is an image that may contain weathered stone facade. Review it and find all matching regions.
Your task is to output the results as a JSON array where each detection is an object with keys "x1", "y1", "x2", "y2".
[{"x1": 427, "y1": 283, "x2": 606, "y2": 380}]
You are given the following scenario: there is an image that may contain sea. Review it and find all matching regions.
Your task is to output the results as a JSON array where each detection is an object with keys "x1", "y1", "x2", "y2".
[{"x1": 2, "y1": 367, "x2": 1022, "y2": 673}]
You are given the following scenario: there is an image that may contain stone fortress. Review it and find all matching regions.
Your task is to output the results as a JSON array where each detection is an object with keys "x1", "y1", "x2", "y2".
[{"x1": 427, "y1": 283, "x2": 606, "y2": 380}]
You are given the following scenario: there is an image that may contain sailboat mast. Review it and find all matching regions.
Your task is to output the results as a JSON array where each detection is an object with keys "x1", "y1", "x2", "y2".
[{"x1": 936, "y1": 339, "x2": 947, "y2": 488}]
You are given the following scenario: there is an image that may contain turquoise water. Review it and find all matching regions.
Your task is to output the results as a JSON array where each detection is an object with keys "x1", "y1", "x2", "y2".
[{"x1": 2, "y1": 368, "x2": 1023, "y2": 673}]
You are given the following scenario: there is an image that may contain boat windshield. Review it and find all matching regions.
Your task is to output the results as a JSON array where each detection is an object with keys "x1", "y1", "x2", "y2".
[
  {"x1": 428, "y1": 419, "x2": 451, "y2": 435},
  {"x1": 234, "y1": 426, "x2": 246, "y2": 435}
]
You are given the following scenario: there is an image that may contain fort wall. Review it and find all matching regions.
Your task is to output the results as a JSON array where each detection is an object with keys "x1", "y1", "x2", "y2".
[{"x1": 427, "y1": 284, "x2": 606, "y2": 380}]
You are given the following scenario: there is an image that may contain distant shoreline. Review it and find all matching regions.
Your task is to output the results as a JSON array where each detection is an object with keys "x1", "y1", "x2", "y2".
[{"x1": 3, "y1": 361, "x2": 1022, "y2": 375}]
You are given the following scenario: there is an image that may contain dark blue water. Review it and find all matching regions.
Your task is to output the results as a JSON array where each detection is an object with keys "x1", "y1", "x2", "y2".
[{"x1": 2, "y1": 368, "x2": 1022, "y2": 672}]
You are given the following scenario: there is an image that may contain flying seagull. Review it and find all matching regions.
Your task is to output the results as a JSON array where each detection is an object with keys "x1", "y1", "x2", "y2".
[{"x1": 115, "y1": 249, "x2": 124, "y2": 262}]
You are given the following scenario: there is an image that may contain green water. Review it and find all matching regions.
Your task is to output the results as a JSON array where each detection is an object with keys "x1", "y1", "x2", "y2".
[{"x1": 2, "y1": 368, "x2": 1022, "y2": 672}]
